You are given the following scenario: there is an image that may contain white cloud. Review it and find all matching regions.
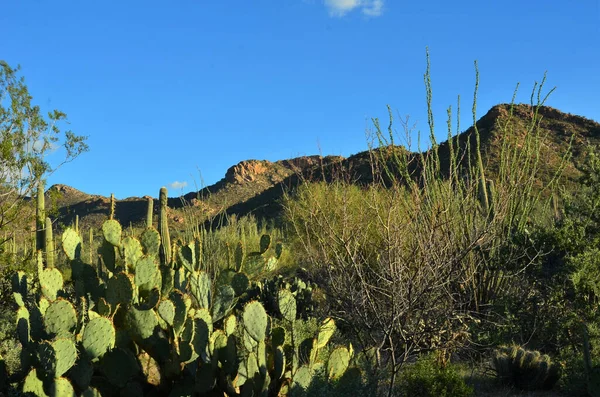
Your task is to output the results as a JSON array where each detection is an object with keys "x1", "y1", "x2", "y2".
[
  {"x1": 169, "y1": 181, "x2": 188, "y2": 190},
  {"x1": 324, "y1": 0, "x2": 384, "y2": 17}
]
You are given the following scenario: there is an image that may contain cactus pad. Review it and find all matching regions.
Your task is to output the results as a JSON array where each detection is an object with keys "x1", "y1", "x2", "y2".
[
  {"x1": 327, "y1": 347, "x2": 350, "y2": 380},
  {"x1": 122, "y1": 236, "x2": 143, "y2": 270},
  {"x1": 170, "y1": 290, "x2": 191, "y2": 336},
  {"x1": 134, "y1": 255, "x2": 159, "y2": 290},
  {"x1": 100, "y1": 348, "x2": 139, "y2": 387},
  {"x1": 242, "y1": 301, "x2": 268, "y2": 342},
  {"x1": 102, "y1": 219, "x2": 122, "y2": 247},
  {"x1": 125, "y1": 306, "x2": 158, "y2": 340},
  {"x1": 190, "y1": 270, "x2": 211, "y2": 309},
  {"x1": 106, "y1": 272, "x2": 135, "y2": 307},
  {"x1": 224, "y1": 314, "x2": 237, "y2": 336},
  {"x1": 23, "y1": 369, "x2": 48, "y2": 397},
  {"x1": 259, "y1": 234, "x2": 271, "y2": 254},
  {"x1": 157, "y1": 299, "x2": 175, "y2": 326},
  {"x1": 293, "y1": 365, "x2": 313, "y2": 391},
  {"x1": 140, "y1": 228, "x2": 161, "y2": 257},
  {"x1": 49, "y1": 377, "x2": 75, "y2": 397},
  {"x1": 39, "y1": 267, "x2": 63, "y2": 301},
  {"x1": 212, "y1": 285, "x2": 236, "y2": 323},
  {"x1": 277, "y1": 289, "x2": 296, "y2": 322},
  {"x1": 44, "y1": 298, "x2": 77, "y2": 336},
  {"x1": 82, "y1": 317, "x2": 115, "y2": 360},
  {"x1": 16, "y1": 306, "x2": 30, "y2": 345},
  {"x1": 62, "y1": 227, "x2": 82, "y2": 261},
  {"x1": 231, "y1": 272, "x2": 249, "y2": 296},
  {"x1": 316, "y1": 318, "x2": 336, "y2": 349}
]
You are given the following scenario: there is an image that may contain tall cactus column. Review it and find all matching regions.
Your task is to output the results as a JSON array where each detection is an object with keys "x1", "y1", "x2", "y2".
[
  {"x1": 36, "y1": 180, "x2": 45, "y2": 252},
  {"x1": 159, "y1": 187, "x2": 171, "y2": 266},
  {"x1": 146, "y1": 197, "x2": 154, "y2": 229}
]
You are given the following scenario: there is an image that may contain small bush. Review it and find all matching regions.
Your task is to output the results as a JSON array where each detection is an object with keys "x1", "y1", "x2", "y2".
[{"x1": 397, "y1": 354, "x2": 474, "y2": 397}]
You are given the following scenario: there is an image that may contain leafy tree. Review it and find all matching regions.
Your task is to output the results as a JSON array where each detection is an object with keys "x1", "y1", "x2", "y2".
[{"x1": 0, "y1": 60, "x2": 88, "y2": 246}]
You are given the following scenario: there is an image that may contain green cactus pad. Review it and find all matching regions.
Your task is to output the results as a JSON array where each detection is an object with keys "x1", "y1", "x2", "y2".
[
  {"x1": 259, "y1": 234, "x2": 271, "y2": 254},
  {"x1": 243, "y1": 328, "x2": 258, "y2": 352},
  {"x1": 157, "y1": 299, "x2": 175, "y2": 326},
  {"x1": 231, "y1": 272, "x2": 249, "y2": 296},
  {"x1": 96, "y1": 297, "x2": 112, "y2": 317},
  {"x1": 293, "y1": 365, "x2": 313, "y2": 391},
  {"x1": 16, "y1": 306, "x2": 30, "y2": 345},
  {"x1": 82, "y1": 317, "x2": 115, "y2": 360},
  {"x1": 99, "y1": 240, "x2": 117, "y2": 272},
  {"x1": 140, "y1": 228, "x2": 161, "y2": 257},
  {"x1": 136, "y1": 287, "x2": 161, "y2": 310},
  {"x1": 274, "y1": 346, "x2": 286, "y2": 380},
  {"x1": 181, "y1": 316, "x2": 195, "y2": 342},
  {"x1": 278, "y1": 289, "x2": 297, "y2": 322},
  {"x1": 177, "y1": 242, "x2": 195, "y2": 273},
  {"x1": 238, "y1": 352, "x2": 259, "y2": 388},
  {"x1": 106, "y1": 272, "x2": 135, "y2": 307},
  {"x1": 100, "y1": 348, "x2": 139, "y2": 387},
  {"x1": 52, "y1": 338, "x2": 78, "y2": 377},
  {"x1": 23, "y1": 368, "x2": 48, "y2": 397},
  {"x1": 122, "y1": 236, "x2": 143, "y2": 270},
  {"x1": 212, "y1": 285, "x2": 236, "y2": 323},
  {"x1": 134, "y1": 255, "x2": 159, "y2": 290},
  {"x1": 38, "y1": 297, "x2": 50, "y2": 316},
  {"x1": 327, "y1": 347, "x2": 350, "y2": 380},
  {"x1": 189, "y1": 270, "x2": 211, "y2": 309},
  {"x1": 62, "y1": 227, "x2": 82, "y2": 261},
  {"x1": 70, "y1": 356, "x2": 94, "y2": 390},
  {"x1": 170, "y1": 291, "x2": 191, "y2": 337},
  {"x1": 192, "y1": 308, "x2": 212, "y2": 356},
  {"x1": 12, "y1": 270, "x2": 28, "y2": 295},
  {"x1": 125, "y1": 306, "x2": 158, "y2": 340},
  {"x1": 224, "y1": 314, "x2": 237, "y2": 336},
  {"x1": 102, "y1": 219, "x2": 122, "y2": 247},
  {"x1": 49, "y1": 377, "x2": 75, "y2": 397},
  {"x1": 39, "y1": 267, "x2": 64, "y2": 301},
  {"x1": 242, "y1": 301, "x2": 268, "y2": 342},
  {"x1": 316, "y1": 318, "x2": 336, "y2": 349},
  {"x1": 44, "y1": 298, "x2": 77, "y2": 336}
]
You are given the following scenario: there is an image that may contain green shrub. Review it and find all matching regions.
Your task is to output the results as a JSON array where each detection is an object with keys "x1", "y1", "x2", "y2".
[{"x1": 397, "y1": 354, "x2": 474, "y2": 397}]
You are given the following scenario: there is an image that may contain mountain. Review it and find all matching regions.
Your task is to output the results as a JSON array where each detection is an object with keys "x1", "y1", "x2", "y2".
[{"x1": 46, "y1": 104, "x2": 600, "y2": 233}]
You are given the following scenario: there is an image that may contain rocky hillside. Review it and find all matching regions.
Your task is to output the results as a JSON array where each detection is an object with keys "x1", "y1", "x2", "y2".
[{"x1": 46, "y1": 104, "x2": 600, "y2": 233}]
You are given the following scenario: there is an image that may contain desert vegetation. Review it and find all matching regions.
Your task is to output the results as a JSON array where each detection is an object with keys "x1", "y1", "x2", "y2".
[{"x1": 1, "y1": 56, "x2": 600, "y2": 397}]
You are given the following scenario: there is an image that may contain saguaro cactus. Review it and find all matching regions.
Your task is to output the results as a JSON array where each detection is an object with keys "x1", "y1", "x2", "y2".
[
  {"x1": 159, "y1": 187, "x2": 171, "y2": 266},
  {"x1": 36, "y1": 180, "x2": 45, "y2": 252},
  {"x1": 45, "y1": 217, "x2": 54, "y2": 268},
  {"x1": 146, "y1": 197, "x2": 154, "y2": 228}
]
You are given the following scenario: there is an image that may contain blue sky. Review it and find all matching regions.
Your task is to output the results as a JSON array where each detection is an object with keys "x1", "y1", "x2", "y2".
[{"x1": 2, "y1": 0, "x2": 599, "y2": 199}]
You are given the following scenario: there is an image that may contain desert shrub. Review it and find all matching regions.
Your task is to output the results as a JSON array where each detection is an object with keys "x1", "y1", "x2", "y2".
[
  {"x1": 285, "y1": 61, "x2": 565, "y2": 395},
  {"x1": 396, "y1": 354, "x2": 474, "y2": 397}
]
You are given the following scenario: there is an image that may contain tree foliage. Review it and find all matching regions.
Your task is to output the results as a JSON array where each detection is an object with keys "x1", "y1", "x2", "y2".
[{"x1": 0, "y1": 60, "x2": 88, "y2": 241}]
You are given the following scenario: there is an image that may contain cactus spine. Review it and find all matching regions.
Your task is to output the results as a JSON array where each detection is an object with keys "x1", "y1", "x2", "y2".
[{"x1": 159, "y1": 187, "x2": 171, "y2": 266}]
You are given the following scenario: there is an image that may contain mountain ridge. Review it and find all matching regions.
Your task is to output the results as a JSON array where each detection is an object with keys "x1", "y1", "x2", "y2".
[{"x1": 45, "y1": 103, "x2": 600, "y2": 232}]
